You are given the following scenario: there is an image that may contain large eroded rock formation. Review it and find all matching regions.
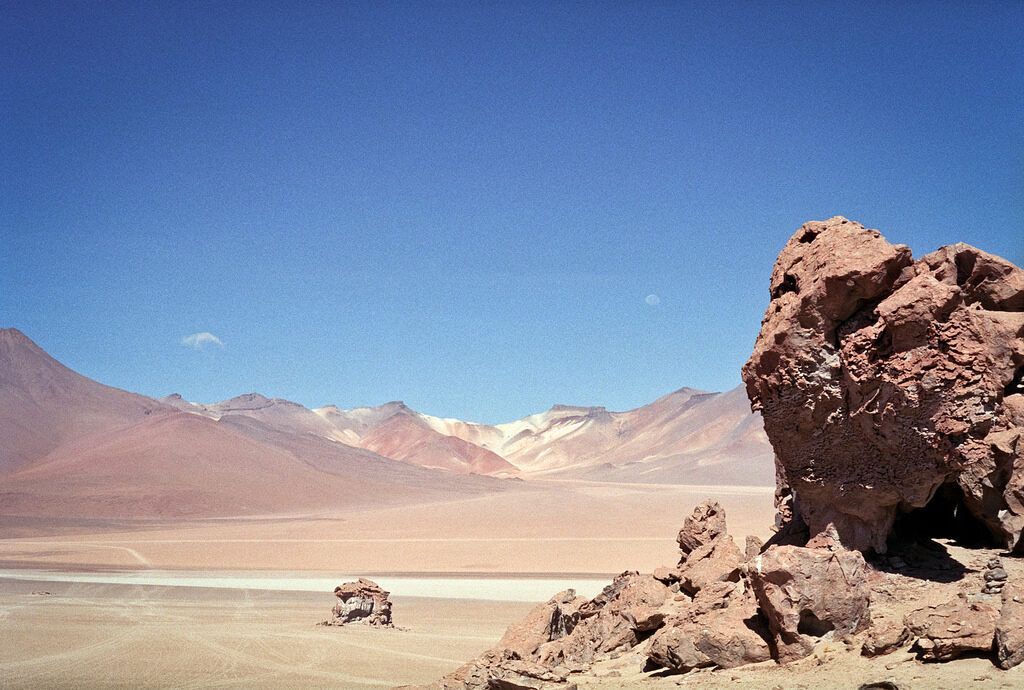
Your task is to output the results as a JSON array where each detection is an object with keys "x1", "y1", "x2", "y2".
[
  {"x1": 322, "y1": 578, "x2": 394, "y2": 627},
  {"x1": 742, "y1": 216, "x2": 1024, "y2": 552}
]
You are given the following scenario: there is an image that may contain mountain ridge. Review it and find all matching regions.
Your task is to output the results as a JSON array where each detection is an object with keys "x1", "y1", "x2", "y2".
[{"x1": 0, "y1": 326, "x2": 774, "y2": 524}]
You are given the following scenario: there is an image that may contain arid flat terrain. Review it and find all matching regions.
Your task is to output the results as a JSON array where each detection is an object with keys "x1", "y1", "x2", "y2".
[
  {"x1": 0, "y1": 482, "x2": 774, "y2": 688},
  {"x1": 0, "y1": 577, "x2": 534, "y2": 689},
  {"x1": 0, "y1": 481, "x2": 774, "y2": 575}
]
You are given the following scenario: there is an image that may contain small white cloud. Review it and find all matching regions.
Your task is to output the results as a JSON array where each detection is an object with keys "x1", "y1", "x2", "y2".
[
  {"x1": 644, "y1": 294, "x2": 661, "y2": 306},
  {"x1": 181, "y1": 332, "x2": 224, "y2": 350}
]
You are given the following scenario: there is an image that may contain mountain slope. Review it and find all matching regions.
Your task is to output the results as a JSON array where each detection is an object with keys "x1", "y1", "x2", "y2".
[
  {"x1": 0, "y1": 328, "x2": 166, "y2": 473},
  {"x1": 165, "y1": 395, "x2": 519, "y2": 477},
  {"x1": 356, "y1": 405, "x2": 518, "y2": 476},
  {"x1": 441, "y1": 386, "x2": 774, "y2": 485},
  {"x1": 183, "y1": 386, "x2": 773, "y2": 484}
]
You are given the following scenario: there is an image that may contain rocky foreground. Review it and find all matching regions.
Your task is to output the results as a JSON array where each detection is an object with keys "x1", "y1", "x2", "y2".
[{"x1": 410, "y1": 218, "x2": 1024, "y2": 689}]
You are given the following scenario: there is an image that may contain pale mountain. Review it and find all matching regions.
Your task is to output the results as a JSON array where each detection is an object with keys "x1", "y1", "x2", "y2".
[
  {"x1": 163, "y1": 392, "x2": 349, "y2": 442},
  {"x1": 555, "y1": 386, "x2": 775, "y2": 485},
  {"x1": 430, "y1": 387, "x2": 774, "y2": 485},
  {"x1": 167, "y1": 395, "x2": 520, "y2": 477},
  {"x1": 203, "y1": 388, "x2": 773, "y2": 485}
]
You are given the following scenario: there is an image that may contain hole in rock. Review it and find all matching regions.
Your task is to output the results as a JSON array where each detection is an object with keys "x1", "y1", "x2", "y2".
[
  {"x1": 770, "y1": 273, "x2": 799, "y2": 300},
  {"x1": 955, "y1": 251, "x2": 977, "y2": 287},
  {"x1": 797, "y1": 610, "x2": 834, "y2": 637},
  {"x1": 867, "y1": 326, "x2": 893, "y2": 362},
  {"x1": 799, "y1": 229, "x2": 818, "y2": 243},
  {"x1": 1006, "y1": 367, "x2": 1024, "y2": 397},
  {"x1": 894, "y1": 483, "x2": 997, "y2": 548}
]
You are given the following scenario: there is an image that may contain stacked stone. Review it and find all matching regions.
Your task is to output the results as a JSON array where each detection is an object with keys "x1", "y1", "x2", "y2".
[{"x1": 984, "y1": 558, "x2": 1008, "y2": 596}]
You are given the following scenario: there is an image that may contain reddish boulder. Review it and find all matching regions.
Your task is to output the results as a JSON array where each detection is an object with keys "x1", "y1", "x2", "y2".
[
  {"x1": 996, "y1": 583, "x2": 1024, "y2": 669},
  {"x1": 748, "y1": 545, "x2": 870, "y2": 662},
  {"x1": 905, "y1": 595, "x2": 999, "y2": 662},
  {"x1": 677, "y1": 501, "x2": 729, "y2": 555},
  {"x1": 437, "y1": 649, "x2": 574, "y2": 690},
  {"x1": 323, "y1": 578, "x2": 393, "y2": 627},
  {"x1": 743, "y1": 217, "x2": 1024, "y2": 552},
  {"x1": 647, "y1": 585, "x2": 772, "y2": 672},
  {"x1": 495, "y1": 589, "x2": 588, "y2": 658},
  {"x1": 677, "y1": 537, "x2": 743, "y2": 595},
  {"x1": 676, "y1": 501, "x2": 743, "y2": 594},
  {"x1": 538, "y1": 572, "x2": 671, "y2": 669},
  {"x1": 861, "y1": 607, "x2": 910, "y2": 658}
]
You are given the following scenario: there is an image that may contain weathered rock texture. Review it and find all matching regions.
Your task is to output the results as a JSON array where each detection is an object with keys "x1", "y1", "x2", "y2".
[
  {"x1": 427, "y1": 502, "x2": 781, "y2": 689},
  {"x1": 749, "y1": 544, "x2": 870, "y2": 662},
  {"x1": 743, "y1": 216, "x2": 1024, "y2": 553},
  {"x1": 322, "y1": 578, "x2": 393, "y2": 627}
]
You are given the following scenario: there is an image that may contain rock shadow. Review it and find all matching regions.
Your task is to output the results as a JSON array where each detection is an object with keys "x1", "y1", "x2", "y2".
[{"x1": 869, "y1": 537, "x2": 968, "y2": 583}]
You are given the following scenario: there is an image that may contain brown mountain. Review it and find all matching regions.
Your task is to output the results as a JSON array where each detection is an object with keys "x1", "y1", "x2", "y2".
[
  {"x1": 0, "y1": 328, "x2": 165, "y2": 473},
  {"x1": 0, "y1": 328, "x2": 504, "y2": 519},
  {"x1": 0, "y1": 326, "x2": 772, "y2": 523}
]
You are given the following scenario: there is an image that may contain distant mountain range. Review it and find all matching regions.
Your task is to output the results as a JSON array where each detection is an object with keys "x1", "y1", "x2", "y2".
[{"x1": 0, "y1": 328, "x2": 773, "y2": 519}]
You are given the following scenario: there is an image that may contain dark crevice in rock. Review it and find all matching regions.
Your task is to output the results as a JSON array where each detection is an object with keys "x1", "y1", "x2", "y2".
[
  {"x1": 797, "y1": 609, "x2": 835, "y2": 637},
  {"x1": 869, "y1": 327, "x2": 893, "y2": 362},
  {"x1": 955, "y1": 251, "x2": 978, "y2": 288},
  {"x1": 893, "y1": 483, "x2": 1001, "y2": 553},
  {"x1": 1005, "y1": 366, "x2": 1024, "y2": 397},
  {"x1": 771, "y1": 273, "x2": 799, "y2": 300},
  {"x1": 799, "y1": 229, "x2": 819, "y2": 243}
]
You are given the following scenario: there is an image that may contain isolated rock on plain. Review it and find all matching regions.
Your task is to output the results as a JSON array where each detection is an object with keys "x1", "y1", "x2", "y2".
[
  {"x1": 743, "y1": 216, "x2": 1024, "y2": 552},
  {"x1": 322, "y1": 578, "x2": 393, "y2": 627}
]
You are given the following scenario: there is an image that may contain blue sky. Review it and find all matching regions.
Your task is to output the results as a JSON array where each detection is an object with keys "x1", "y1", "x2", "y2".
[{"x1": 2, "y1": 1, "x2": 1021, "y2": 423}]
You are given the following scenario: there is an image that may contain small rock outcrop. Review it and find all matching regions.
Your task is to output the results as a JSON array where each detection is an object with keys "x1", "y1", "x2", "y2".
[
  {"x1": 428, "y1": 502, "x2": 779, "y2": 689},
  {"x1": 322, "y1": 578, "x2": 393, "y2": 627},
  {"x1": 743, "y1": 217, "x2": 1024, "y2": 553},
  {"x1": 905, "y1": 595, "x2": 999, "y2": 661},
  {"x1": 675, "y1": 501, "x2": 743, "y2": 594},
  {"x1": 647, "y1": 581, "x2": 772, "y2": 672},
  {"x1": 996, "y1": 583, "x2": 1024, "y2": 669}
]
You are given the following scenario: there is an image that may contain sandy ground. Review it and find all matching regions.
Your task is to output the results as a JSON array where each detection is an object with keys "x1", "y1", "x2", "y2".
[
  {"x1": 0, "y1": 481, "x2": 775, "y2": 575},
  {"x1": 0, "y1": 577, "x2": 533, "y2": 689},
  {"x1": 0, "y1": 482, "x2": 774, "y2": 688},
  {"x1": 3, "y1": 573, "x2": 1021, "y2": 690}
]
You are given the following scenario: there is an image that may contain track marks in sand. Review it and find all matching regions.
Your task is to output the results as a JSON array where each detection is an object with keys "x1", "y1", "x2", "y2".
[{"x1": 4, "y1": 540, "x2": 153, "y2": 566}]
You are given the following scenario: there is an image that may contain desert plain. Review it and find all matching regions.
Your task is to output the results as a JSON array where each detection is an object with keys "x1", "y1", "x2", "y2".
[
  {"x1": 1, "y1": 481, "x2": 774, "y2": 688},
  {"x1": 6, "y1": 481, "x2": 1022, "y2": 689}
]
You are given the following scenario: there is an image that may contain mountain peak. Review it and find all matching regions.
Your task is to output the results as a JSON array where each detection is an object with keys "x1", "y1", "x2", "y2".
[
  {"x1": 0, "y1": 327, "x2": 48, "y2": 358},
  {"x1": 0, "y1": 326, "x2": 30, "y2": 342}
]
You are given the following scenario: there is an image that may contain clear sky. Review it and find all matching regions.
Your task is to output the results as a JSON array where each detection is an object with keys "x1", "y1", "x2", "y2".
[{"x1": 2, "y1": 2, "x2": 1022, "y2": 423}]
